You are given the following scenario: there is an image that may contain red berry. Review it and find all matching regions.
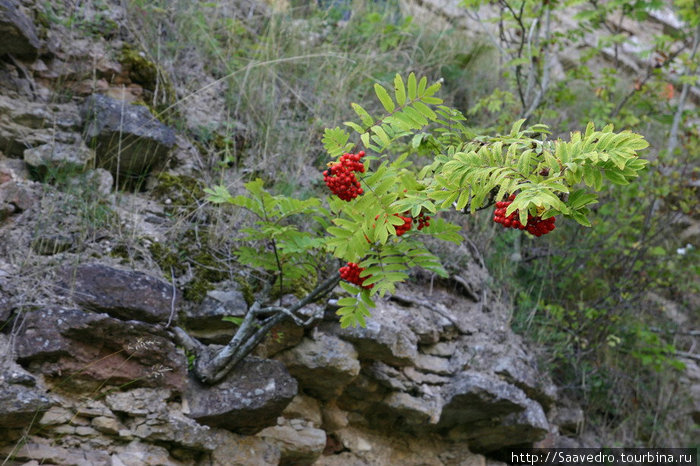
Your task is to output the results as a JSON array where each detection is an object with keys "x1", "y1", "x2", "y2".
[
  {"x1": 493, "y1": 194, "x2": 555, "y2": 236},
  {"x1": 339, "y1": 262, "x2": 373, "y2": 289}
]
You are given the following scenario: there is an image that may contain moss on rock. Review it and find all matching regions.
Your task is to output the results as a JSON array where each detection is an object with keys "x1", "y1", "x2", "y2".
[{"x1": 148, "y1": 229, "x2": 228, "y2": 304}]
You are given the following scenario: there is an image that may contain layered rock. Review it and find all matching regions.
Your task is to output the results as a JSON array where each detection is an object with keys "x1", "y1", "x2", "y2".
[
  {"x1": 56, "y1": 262, "x2": 178, "y2": 324},
  {"x1": 15, "y1": 307, "x2": 187, "y2": 392},
  {"x1": 0, "y1": 95, "x2": 83, "y2": 158},
  {"x1": 275, "y1": 332, "x2": 361, "y2": 400},
  {"x1": 185, "y1": 357, "x2": 298, "y2": 434},
  {"x1": 0, "y1": 0, "x2": 41, "y2": 59},
  {"x1": 81, "y1": 94, "x2": 175, "y2": 187}
]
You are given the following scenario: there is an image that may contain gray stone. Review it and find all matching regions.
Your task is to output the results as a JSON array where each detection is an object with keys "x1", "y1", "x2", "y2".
[
  {"x1": 275, "y1": 333, "x2": 360, "y2": 400},
  {"x1": 0, "y1": 95, "x2": 82, "y2": 158},
  {"x1": 56, "y1": 263, "x2": 178, "y2": 323},
  {"x1": 281, "y1": 395, "x2": 323, "y2": 427},
  {"x1": 364, "y1": 361, "x2": 412, "y2": 391},
  {"x1": 92, "y1": 416, "x2": 125, "y2": 435},
  {"x1": 322, "y1": 304, "x2": 419, "y2": 367},
  {"x1": 23, "y1": 142, "x2": 95, "y2": 171},
  {"x1": 130, "y1": 409, "x2": 217, "y2": 451},
  {"x1": 402, "y1": 366, "x2": 450, "y2": 385},
  {"x1": 105, "y1": 388, "x2": 170, "y2": 416},
  {"x1": 85, "y1": 168, "x2": 114, "y2": 195},
  {"x1": 0, "y1": 370, "x2": 54, "y2": 427},
  {"x1": 258, "y1": 422, "x2": 327, "y2": 465},
  {"x1": 0, "y1": 0, "x2": 40, "y2": 58},
  {"x1": 421, "y1": 341, "x2": 457, "y2": 357},
  {"x1": 185, "y1": 356, "x2": 297, "y2": 434},
  {"x1": 414, "y1": 353, "x2": 453, "y2": 375},
  {"x1": 439, "y1": 371, "x2": 548, "y2": 451},
  {"x1": 210, "y1": 430, "x2": 281, "y2": 466},
  {"x1": 554, "y1": 405, "x2": 584, "y2": 435},
  {"x1": 15, "y1": 307, "x2": 187, "y2": 392},
  {"x1": 184, "y1": 287, "x2": 248, "y2": 343},
  {"x1": 383, "y1": 392, "x2": 440, "y2": 426},
  {"x1": 31, "y1": 232, "x2": 74, "y2": 255},
  {"x1": 111, "y1": 441, "x2": 174, "y2": 466},
  {"x1": 461, "y1": 401, "x2": 549, "y2": 452},
  {"x1": 0, "y1": 179, "x2": 37, "y2": 219},
  {"x1": 439, "y1": 371, "x2": 532, "y2": 426},
  {"x1": 39, "y1": 406, "x2": 73, "y2": 426},
  {"x1": 81, "y1": 94, "x2": 175, "y2": 187},
  {"x1": 322, "y1": 402, "x2": 349, "y2": 431},
  {"x1": 1, "y1": 443, "x2": 110, "y2": 466},
  {"x1": 74, "y1": 399, "x2": 113, "y2": 418}
]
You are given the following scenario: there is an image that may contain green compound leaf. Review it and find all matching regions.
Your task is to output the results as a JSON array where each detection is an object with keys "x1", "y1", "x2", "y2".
[{"x1": 374, "y1": 83, "x2": 395, "y2": 113}]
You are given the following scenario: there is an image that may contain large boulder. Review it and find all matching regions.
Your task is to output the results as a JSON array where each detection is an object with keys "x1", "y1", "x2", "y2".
[
  {"x1": 185, "y1": 356, "x2": 298, "y2": 434},
  {"x1": 438, "y1": 371, "x2": 548, "y2": 451},
  {"x1": 80, "y1": 94, "x2": 175, "y2": 187},
  {"x1": 15, "y1": 307, "x2": 187, "y2": 392},
  {"x1": 275, "y1": 332, "x2": 360, "y2": 400},
  {"x1": 56, "y1": 263, "x2": 178, "y2": 324},
  {"x1": 0, "y1": 0, "x2": 40, "y2": 59}
]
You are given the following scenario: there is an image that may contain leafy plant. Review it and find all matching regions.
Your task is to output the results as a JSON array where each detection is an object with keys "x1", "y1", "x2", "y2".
[{"x1": 204, "y1": 73, "x2": 648, "y2": 331}]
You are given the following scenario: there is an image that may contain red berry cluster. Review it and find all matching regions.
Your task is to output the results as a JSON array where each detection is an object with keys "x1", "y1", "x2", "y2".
[
  {"x1": 494, "y1": 194, "x2": 556, "y2": 237},
  {"x1": 323, "y1": 151, "x2": 366, "y2": 201},
  {"x1": 394, "y1": 214, "x2": 413, "y2": 236},
  {"x1": 374, "y1": 214, "x2": 413, "y2": 236},
  {"x1": 416, "y1": 212, "x2": 431, "y2": 230},
  {"x1": 339, "y1": 262, "x2": 373, "y2": 289}
]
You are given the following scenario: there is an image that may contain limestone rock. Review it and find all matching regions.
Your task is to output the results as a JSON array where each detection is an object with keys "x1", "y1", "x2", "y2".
[
  {"x1": 275, "y1": 333, "x2": 360, "y2": 400},
  {"x1": 553, "y1": 405, "x2": 584, "y2": 436},
  {"x1": 80, "y1": 94, "x2": 175, "y2": 187},
  {"x1": 0, "y1": 0, "x2": 40, "y2": 59},
  {"x1": 56, "y1": 263, "x2": 178, "y2": 324},
  {"x1": 77, "y1": 168, "x2": 113, "y2": 196},
  {"x1": 111, "y1": 441, "x2": 177, "y2": 466},
  {"x1": 322, "y1": 303, "x2": 419, "y2": 367},
  {"x1": 0, "y1": 368, "x2": 53, "y2": 427},
  {"x1": 383, "y1": 391, "x2": 440, "y2": 426},
  {"x1": 0, "y1": 179, "x2": 37, "y2": 220},
  {"x1": 439, "y1": 371, "x2": 532, "y2": 425},
  {"x1": 258, "y1": 421, "x2": 326, "y2": 465},
  {"x1": 281, "y1": 394, "x2": 323, "y2": 427},
  {"x1": 185, "y1": 357, "x2": 297, "y2": 434},
  {"x1": 1, "y1": 442, "x2": 110, "y2": 466},
  {"x1": 23, "y1": 142, "x2": 95, "y2": 171},
  {"x1": 92, "y1": 416, "x2": 125, "y2": 435},
  {"x1": 105, "y1": 388, "x2": 170, "y2": 416},
  {"x1": 39, "y1": 406, "x2": 73, "y2": 426},
  {"x1": 183, "y1": 287, "x2": 247, "y2": 343},
  {"x1": 254, "y1": 318, "x2": 306, "y2": 358},
  {"x1": 322, "y1": 401, "x2": 349, "y2": 431},
  {"x1": 210, "y1": 430, "x2": 281, "y2": 466},
  {"x1": 0, "y1": 95, "x2": 82, "y2": 157},
  {"x1": 15, "y1": 307, "x2": 186, "y2": 392},
  {"x1": 439, "y1": 371, "x2": 548, "y2": 451},
  {"x1": 105, "y1": 389, "x2": 217, "y2": 450}
]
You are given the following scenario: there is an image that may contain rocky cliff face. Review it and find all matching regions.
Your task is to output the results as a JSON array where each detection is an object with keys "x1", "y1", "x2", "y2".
[{"x1": 0, "y1": 0, "x2": 602, "y2": 464}]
